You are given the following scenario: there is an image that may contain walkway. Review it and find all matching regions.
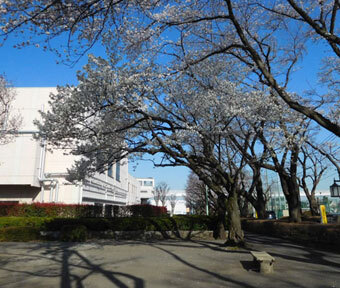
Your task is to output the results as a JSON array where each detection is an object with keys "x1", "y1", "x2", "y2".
[{"x1": 0, "y1": 233, "x2": 339, "y2": 287}]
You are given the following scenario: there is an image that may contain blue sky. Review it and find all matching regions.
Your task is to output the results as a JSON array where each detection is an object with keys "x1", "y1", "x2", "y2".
[{"x1": 0, "y1": 34, "x2": 338, "y2": 192}]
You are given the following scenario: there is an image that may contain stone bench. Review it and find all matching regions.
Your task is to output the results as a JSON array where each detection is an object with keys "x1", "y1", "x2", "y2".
[{"x1": 250, "y1": 251, "x2": 275, "y2": 274}]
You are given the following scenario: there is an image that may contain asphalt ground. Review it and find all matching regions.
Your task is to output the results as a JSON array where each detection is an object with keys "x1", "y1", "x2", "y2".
[{"x1": 0, "y1": 233, "x2": 339, "y2": 288}]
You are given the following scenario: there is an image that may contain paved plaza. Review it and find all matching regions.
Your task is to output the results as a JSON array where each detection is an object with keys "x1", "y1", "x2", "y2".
[{"x1": 0, "y1": 233, "x2": 339, "y2": 288}]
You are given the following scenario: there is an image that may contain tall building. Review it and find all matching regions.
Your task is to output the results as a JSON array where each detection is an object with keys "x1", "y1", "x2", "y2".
[{"x1": 0, "y1": 87, "x2": 141, "y2": 205}]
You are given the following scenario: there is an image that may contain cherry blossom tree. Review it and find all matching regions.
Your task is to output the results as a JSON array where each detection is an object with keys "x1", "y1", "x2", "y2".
[
  {"x1": 35, "y1": 54, "x2": 273, "y2": 244},
  {"x1": 298, "y1": 144, "x2": 328, "y2": 216},
  {"x1": 0, "y1": 75, "x2": 21, "y2": 145},
  {"x1": 1, "y1": 1, "x2": 339, "y2": 136}
]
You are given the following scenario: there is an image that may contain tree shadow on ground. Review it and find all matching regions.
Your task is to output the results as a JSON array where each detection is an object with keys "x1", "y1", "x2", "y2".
[
  {"x1": 0, "y1": 242, "x2": 144, "y2": 288},
  {"x1": 148, "y1": 242, "x2": 257, "y2": 288},
  {"x1": 245, "y1": 232, "x2": 340, "y2": 270}
]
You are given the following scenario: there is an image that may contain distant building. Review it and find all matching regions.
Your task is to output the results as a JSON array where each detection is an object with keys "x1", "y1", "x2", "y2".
[
  {"x1": 0, "y1": 87, "x2": 141, "y2": 206},
  {"x1": 148, "y1": 189, "x2": 188, "y2": 215},
  {"x1": 137, "y1": 177, "x2": 155, "y2": 204}
]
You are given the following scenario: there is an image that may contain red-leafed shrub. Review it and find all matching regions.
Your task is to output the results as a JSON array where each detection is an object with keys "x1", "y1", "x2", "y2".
[
  {"x1": 0, "y1": 203, "x2": 100, "y2": 218},
  {"x1": 0, "y1": 203, "x2": 167, "y2": 218},
  {"x1": 127, "y1": 204, "x2": 167, "y2": 217}
]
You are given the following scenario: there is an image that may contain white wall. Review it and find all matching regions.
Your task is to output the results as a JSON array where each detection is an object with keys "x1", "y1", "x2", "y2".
[
  {"x1": 137, "y1": 177, "x2": 155, "y2": 203},
  {"x1": 0, "y1": 87, "x2": 134, "y2": 205}
]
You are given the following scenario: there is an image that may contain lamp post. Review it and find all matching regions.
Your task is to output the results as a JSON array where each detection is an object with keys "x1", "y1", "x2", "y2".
[{"x1": 330, "y1": 179, "x2": 340, "y2": 198}]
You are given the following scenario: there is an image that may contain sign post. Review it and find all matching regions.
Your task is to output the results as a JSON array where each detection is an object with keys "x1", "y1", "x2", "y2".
[{"x1": 320, "y1": 205, "x2": 328, "y2": 224}]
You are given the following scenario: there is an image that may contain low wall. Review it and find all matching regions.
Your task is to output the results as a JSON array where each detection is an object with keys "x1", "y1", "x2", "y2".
[
  {"x1": 242, "y1": 219, "x2": 340, "y2": 251},
  {"x1": 41, "y1": 230, "x2": 215, "y2": 241}
]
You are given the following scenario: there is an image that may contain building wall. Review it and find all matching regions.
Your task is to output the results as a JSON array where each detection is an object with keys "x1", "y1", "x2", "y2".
[
  {"x1": 127, "y1": 174, "x2": 141, "y2": 205},
  {"x1": 137, "y1": 178, "x2": 155, "y2": 204},
  {"x1": 0, "y1": 87, "x2": 139, "y2": 205}
]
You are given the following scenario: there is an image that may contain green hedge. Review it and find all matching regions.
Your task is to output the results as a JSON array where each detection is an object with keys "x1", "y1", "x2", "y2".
[
  {"x1": 0, "y1": 217, "x2": 53, "y2": 229},
  {"x1": 0, "y1": 215, "x2": 216, "y2": 230},
  {"x1": 60, "y1": 225, "x2": 88, "y2": 242},
  {"x1": 0, "y1": 226, "x2": 41, "y2": 242},
  {"x1": 0, "y1": 203, "x2": 167, "y2": 218}
]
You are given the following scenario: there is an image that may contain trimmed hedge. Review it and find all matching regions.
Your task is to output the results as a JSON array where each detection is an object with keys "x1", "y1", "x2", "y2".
[
  {"x1": 242, "y1": 219, "x2": 340, "y2": 249},
  {"x1": 0, "y1": 215, "x2": 217, "y2": 242},
  {"x1": 60, "y1": 225, "x2": 88, "y2": 242},
  {"x1": 0, "y1": 226, "x2": 41, "y2": 242},
  {"x1": 0, "y1": 216, "x2": 53, "y2": 229},
  {"x1": 0, "y1": 203, "x2": 167, "y2": 218}
]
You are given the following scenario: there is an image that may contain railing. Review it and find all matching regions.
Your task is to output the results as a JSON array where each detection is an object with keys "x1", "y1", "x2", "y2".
[{"x1": 82, "y1": 176, "x2": 127, "y2": 204}]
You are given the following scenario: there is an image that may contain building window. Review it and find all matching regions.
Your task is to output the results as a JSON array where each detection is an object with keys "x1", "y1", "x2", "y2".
[
  {"x1": 143, "y1": 180, "x2": 153, "y2": 186},
  {"x1": 107, "y1": 163, "x2": 113, "y2": 178},
  {"x1": 116, "y1": 161, "x2": 121, "y2": 182}
]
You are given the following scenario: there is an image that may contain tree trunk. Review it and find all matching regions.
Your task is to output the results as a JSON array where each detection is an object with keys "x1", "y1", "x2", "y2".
[
  {"x1": 306, "y1": 195, "x2": 319, "y2": 216},
  {"x1": 239, "y1": 196, "x2": 250, "y2": 217},
  {"x1": 214, "y1": 193, "x2": 227, "y2": 240},
  {"x1": 226, "y1": 190, "x2": 244, "y2": 246},
  {"x1": 254, "y1": 177, "x2": 267, "y2": 219},
  {"x1": 279, "y1": 175, "x2": 302, "y2": 222},
  {"x1": 254, "y1": 201, "x2": 266, "y2": 219},
  {"x1": 245, "y1": 166, "x2": 267, "y2": 219}
]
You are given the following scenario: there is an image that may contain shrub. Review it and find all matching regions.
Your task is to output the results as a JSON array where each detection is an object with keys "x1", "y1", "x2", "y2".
[
  {"x1": 0, "y1": 226, "x2": 41, "y2": 242},
  {"x1": 0, "y1": 217, "x2": 53, "y2": 229},
  {"x1": 0, "y1": 203, "x2": 93, "y2": 218},
  {"x1": 128, "y1": 204, "x2": 167, "y2": 217},
  {"x1": 60, "y1": 225, "x2": 88, "y2": 242}
]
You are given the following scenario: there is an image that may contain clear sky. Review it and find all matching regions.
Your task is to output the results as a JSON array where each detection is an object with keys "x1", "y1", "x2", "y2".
[{"x1": 0, "y1": 33, "x2": 337, "y2": 192}]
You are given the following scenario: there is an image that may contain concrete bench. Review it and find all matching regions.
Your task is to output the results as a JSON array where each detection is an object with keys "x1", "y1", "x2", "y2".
[{"x1": 250, "y1": 251, "x2": 275, "y2": 274}]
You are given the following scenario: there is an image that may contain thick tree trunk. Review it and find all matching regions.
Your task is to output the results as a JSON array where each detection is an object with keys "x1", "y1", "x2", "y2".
[
  {"x1": 226, "y1": 190, "x2": 244, "y2": 246},
  {"x1": 254, "y1": 201, "x2": 266, "y2": 219},
  {"x1": 280, "y1": 175, "x2": 302, "y2": 222},
  {"x1": 306, "y1": 195, "x2": 319, "y2": 216},
  {"x1": 215, "y1": 193, "x2": 227, "y2": 240},
  {"x1": 254, "y1": 178, "x2": 267, "y2": 219}
]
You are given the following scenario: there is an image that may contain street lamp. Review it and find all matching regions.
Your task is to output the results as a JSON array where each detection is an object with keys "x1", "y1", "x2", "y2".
[{"x1": 330, "y1": 179, "x2": 340, "y2": 197}]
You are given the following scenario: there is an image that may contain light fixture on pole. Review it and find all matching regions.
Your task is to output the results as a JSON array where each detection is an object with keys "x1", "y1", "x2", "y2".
[{"x1": 330, "y1": 179, "x2": 340, "y2": 197}]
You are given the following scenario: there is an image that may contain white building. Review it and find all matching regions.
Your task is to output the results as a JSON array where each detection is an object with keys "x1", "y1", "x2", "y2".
[
  {"x1": 148, "y1": 189, "x2": 188, "y2": 215},
  {"x1": 137, "y1": 177, "x2": 155, "y2": 204},
  {"x1": 0, "y1": 87, "x2": 141, "y2": 205}
]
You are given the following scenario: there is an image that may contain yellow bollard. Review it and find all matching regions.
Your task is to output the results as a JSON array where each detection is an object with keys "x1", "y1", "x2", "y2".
[{"x1": 320, "y1": 205, "x2": 328, "y2": 224}]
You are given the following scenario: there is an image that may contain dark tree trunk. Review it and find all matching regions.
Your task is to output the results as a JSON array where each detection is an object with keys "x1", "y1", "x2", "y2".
[
  {"x1": 244, "y1": 165, "x2": 267, "y2": 219},
  {"x1": 279, "y1": 175, "x2": 301, "y2": 222},
  {"x1": 306, "y1": 195, "x2": 319, "y2": 216},
  {"x1": 226, "y1": 189, "x2": 244, "y2": 246},
  {"x1": 239, "y1": 196, "x2": 250, "y2": 218},
  {"x1": 254, "y1": 200, "x2": 266, "y2": 219},
  {"x1": 214, "y1": 193, "x2": 227, "y2": 240},
  {"x1": 254, "y1": 176, "x2": 267, "y2": 219}
]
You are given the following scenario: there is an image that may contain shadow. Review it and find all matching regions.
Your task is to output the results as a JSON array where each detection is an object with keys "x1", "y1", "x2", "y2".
[
  {"x1": 149, "y1": 243, "x2": 257, "y2": 288},
  {"x1": 240, "y1": 261, "x2": 257, "y2": 272},
  {"x1": 245, "y1": 232, "x2": 340, "y2": 270},
  {"x1": 0, "y1": 242, "x2": 144, "y2": 288},
  {"x1": 147, "y1": 218, "x2": 170, "y2": 239}
]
